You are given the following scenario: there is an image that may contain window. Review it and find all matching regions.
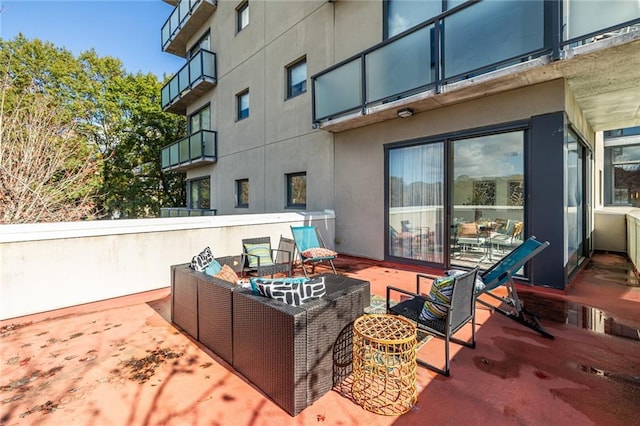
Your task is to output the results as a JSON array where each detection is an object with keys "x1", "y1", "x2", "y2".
[
  {"x1": 188, "y1": 32, "x2": 210, "y2": 58},
  {"x1": 286, "y1": 172, "x2": 306, "y2": 208},
  {"x1": 189, "y1": 177, "x2": 210, "y2": 210},
  {"x1": 604, "y1": 143, "x2": 640, "y2": 207},
  {"x1": 237, "y1": 1, "x2": 249, "y2": 33},
  {"x1": 236, "y1": 179, "x2": 249, "y2": 208},
  {"x1": 189, "y1": 104, "x2": 211, "y2": 133},
  {"x1": 237, "y1": 90, "x2": 249, "y2": 120},
  {"x1": 286, "y1": 58, "x2": 307, "y2": 99}
]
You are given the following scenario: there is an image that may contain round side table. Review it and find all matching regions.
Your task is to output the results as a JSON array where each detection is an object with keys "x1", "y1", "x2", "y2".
[{"x1": 352, "y1": 314, "x2": 417, "y2": 415}]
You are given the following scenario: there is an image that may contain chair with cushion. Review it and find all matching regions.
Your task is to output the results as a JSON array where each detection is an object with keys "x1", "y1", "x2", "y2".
[
  {"x1": 242, "y1": 236, "x2": 292, "y2": 278},
  {"x1": 290, "y1": 225, "x2": 337, "y2": 277},
  {"x1": 455, "y1": 222, "x2": 486, "y2": 257},
  {"x1": 386, "y1": 267, "x2": 480, "y2": 377}
]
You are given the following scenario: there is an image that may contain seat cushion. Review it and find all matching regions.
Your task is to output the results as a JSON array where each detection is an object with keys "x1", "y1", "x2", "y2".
[
  {"x1": 251, "y1": 277, "x2": 326, "y2": 306},
  {"x1": 300, "y1": 247, "x2": 337, "y2": 259},
  {"x1": 214, "y1": 264, "x2": 239, "y2": 283},
  {"x1": 419, "y1": 276, "x2": 454, "y2": 321},
  {"x1": 244, "y1": 242, "x2": 274, "y2": 268}
]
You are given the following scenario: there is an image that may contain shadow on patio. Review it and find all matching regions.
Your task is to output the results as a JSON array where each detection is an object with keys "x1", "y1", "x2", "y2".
[{"x1": 1, "y1": 252, "x2": 639, "y2": 425}]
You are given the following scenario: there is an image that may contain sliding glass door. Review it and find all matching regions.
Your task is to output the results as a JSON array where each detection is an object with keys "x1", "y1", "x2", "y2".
[{"x1": 388, "y1": 143, "x2": 444, "y2": 263}]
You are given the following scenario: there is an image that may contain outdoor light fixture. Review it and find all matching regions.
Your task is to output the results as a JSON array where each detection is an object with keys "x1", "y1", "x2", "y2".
[{"x1": 397, "y1": 108, "x2": 414, "y2": 118}]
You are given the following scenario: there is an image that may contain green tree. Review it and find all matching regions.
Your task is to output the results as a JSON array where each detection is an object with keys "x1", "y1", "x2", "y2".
[{"x1": 0, "y1": 35, "x2": 186, "y2": 221}]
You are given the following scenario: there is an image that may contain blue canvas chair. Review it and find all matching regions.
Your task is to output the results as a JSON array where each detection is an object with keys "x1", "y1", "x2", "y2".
[
  {"x1": 477, "y1": 236, "x2": 553, "y2": 339},
  {"x1": 290, "y1": 225, "x2": 337, "y2": 277}
]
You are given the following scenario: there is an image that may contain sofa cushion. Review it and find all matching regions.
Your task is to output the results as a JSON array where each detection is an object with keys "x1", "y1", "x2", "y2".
[
  {"x1": 300, "y1": 247, "x2": 337, "y2": 259},
  {"x1": 191, "y1": 246, "x2": 214, "y2": 272},
  {"x1": 214, "y1": 264, "x2": 239, "y2": 284},
  {"x1": 419, "y1": 276, "x2": 454, "y2": 321},
  {"x1": 252, "y1": 277, "x2": 326, "y2": 306},
  {"x1": 204, "y1": 259, "x2": 222, "y2": 276},
  {"x1": 244, "y1": 242, "x2": 274, "y2": 268}
]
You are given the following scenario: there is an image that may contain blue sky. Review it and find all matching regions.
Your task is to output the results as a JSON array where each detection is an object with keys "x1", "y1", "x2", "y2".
[{"x1": 0, "y1": 0, "x2": 184, "y2": 77}]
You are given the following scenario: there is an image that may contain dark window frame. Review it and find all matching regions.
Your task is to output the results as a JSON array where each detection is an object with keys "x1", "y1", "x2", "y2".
[
  {"x1": 236, "y1": 178, "x2": 249, "y2": 208},
  {"x1": 236, "y1": 89, "x2": 249, "y2": 121},
  {"x1": 286, "y1": 172, "x2": 307, "y2": 209},
  {"x1": 236, "y1": 0, "x2": 249, "y2": 33},
  {"x1": 188, "y1": 176, "x2": 211, "y2": 210},
  {"x1": 286, "y1": 57, "x2": 307, "y2": 99},
  {"x1": 188, "y1": 103, "x2": 211, "y2": 133}
]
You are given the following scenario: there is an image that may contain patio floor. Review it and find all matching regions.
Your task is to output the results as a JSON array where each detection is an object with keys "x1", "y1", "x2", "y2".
[{"x1": 1, "y1": 252, "x2": 639, "y2": 425}]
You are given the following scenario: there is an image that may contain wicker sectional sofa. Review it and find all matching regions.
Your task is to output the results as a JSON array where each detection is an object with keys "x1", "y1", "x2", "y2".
[{"x1": 171, "y1": 265, "x2": 370, "y2": 416}]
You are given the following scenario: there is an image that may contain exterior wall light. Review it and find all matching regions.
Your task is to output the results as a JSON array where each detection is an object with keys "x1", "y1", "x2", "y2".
[{"x1": 397, "y1": 108, "x2": 414, "y2": 118}]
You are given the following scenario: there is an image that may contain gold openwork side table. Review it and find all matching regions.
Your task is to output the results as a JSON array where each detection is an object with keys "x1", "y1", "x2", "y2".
[{"x1": 352, "y1": 314, "x2": 417, "y2": 415}]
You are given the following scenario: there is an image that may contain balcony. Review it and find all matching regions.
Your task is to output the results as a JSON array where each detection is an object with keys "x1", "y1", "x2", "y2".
[
  {"x1": 161, "y1": 129, "x2": 217, "y2": 171},
  {"x1": 312, "y1": 0, "x2": 640, "y2": 132},
  {"x1": 160, "y1": 207, "x2": 217, "y2": 217},
  {"x1": 0, "y1": 210, "x2": 638, "y2": 424},
  {"x1": 162, "y1": 0, "x2": 217, "y2": 57},
  {"x1": 161, "y1": 49, "x2": 217, "y2": 114}
]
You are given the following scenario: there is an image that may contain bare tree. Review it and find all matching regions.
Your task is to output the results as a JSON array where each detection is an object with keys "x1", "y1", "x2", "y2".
[{"x1": 0, "y1": 77, "x2": 100, "y2": 223}]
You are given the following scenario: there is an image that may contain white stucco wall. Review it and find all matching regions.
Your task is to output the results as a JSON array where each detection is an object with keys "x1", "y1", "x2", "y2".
[{"x1": 0, "y1": 211, "x2": 335, "y2": 320}]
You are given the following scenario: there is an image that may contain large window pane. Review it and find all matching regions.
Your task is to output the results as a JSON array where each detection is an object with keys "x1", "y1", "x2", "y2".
[
  {"x1": 566, "y1": 131, "x2": 585, "y2": 274},
  {"x1": 443, "y1": 0, "x2": 544, "y2": 79},
  {"x1": 451, "y1": 131, "x2": 524, "y2": 268},
  {"x1": 388, "y1": 143, "x2": 444, "y2": 263},
  {"x1": 366, "y1": 25, "x2": 434, "y2": 103},
  {"x1": 189, "y1": 178, "x2": 210, "y2": 210}
]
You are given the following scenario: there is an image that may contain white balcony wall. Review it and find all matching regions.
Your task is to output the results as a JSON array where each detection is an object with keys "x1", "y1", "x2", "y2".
[{"x1": 0, "y1": 211, "x2": 335, "y2": 320}]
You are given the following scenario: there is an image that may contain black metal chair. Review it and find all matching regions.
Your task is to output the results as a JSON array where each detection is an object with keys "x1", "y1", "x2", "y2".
[
  {"x1": 241, "y1": 236, "x2": 292, "y2": 278},
  {"x1": 386, "y1": 267, "x2": 479, "y2": 377}
]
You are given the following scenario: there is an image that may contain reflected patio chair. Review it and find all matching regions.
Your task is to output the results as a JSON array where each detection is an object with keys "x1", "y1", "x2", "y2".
[
  {"x1": 455, "y1": 222, "x2": 487, "y2": 259},
  {"x1": 290, "y1": 225, "x2": 337, "y2": 277}
]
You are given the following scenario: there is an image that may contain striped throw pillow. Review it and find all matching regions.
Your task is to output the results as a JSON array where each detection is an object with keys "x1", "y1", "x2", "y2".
[
  {"x1": 244, "y1": 243, "x2": 274, "y2": 268},
  {"x1": 419, "y1": 276, "x2": 455, "y2": 321}
]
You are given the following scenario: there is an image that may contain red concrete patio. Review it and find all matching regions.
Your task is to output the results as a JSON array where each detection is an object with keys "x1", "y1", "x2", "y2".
[{"x1": 1, "y1": 252, "x2": 639, "y2": 425}]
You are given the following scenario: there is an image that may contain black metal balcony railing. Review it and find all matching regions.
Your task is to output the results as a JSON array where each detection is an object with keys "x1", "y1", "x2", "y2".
[
  {"x1": 160, "y1": 207, "x2": 217, "y2": 217},
  {"x1": 161, "y1": 49, "x2": 217, "y2": 114},
  {"x1": 161, "y1": 129, "x2": 217, "y2": 171},
  {"x1": 311, "y1": 0, "x2": 640, "y2": 124},
  {"x1": 162, "y1": 0, "x2": 217, "y2": 57}
]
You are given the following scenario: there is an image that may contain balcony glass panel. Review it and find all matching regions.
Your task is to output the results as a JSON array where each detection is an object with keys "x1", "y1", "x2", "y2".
[
  {"x1": 443, "y1": 0, "x2": 544, "y2": 79},
  {"x1": 179, "y1": 138, "x2": 189, "y2": 163},
  {"x1": 162, "y1": 148, "x2": 170, "y2": 169},
  {"x1": 314, "y1": 58, "x2": 362, "y2": 120},
  {"x1": 189, "y1": 54, "x2": 202, "y2": 85},
  {"x1": 203, "y1": 130, "x2": 216, "y2": 156},
  {"x1": 178, "y1": 66, "x2": 190, "y2": 93},
  {"x1": 190, "y1": 133, "x2": 202, "y2": 158},
  {"x1": 366, "y1": 25, "x2": 434, "y2": 103},
  {"x1": 567, "y1": 0, "x2": 640, "y2": 40},
  {"x1": 387, "y1": 0, "x2": 441, "y2": 37},
  {"x1": 169, "y1": 143, "x2": 179, "y2": 166},
  {"x1": 169, "y1": 78, "x2": 179, "y2": 103},
  {"x1": 202, "y1": 51, "x2": 216, "y2": 78},
  {"x1": 161, "y1": 85, "x2": 170, "y2": 109}
]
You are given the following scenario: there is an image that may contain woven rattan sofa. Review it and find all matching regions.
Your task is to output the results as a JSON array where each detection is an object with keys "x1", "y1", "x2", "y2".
[{"x1": 171, "y1": 265, "x2": 370, "y2": 416}]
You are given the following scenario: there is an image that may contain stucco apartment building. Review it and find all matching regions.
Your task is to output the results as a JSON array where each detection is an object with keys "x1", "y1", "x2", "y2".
[{"x1": 159, "y1": 0, "x2": 640, "y2": 291}]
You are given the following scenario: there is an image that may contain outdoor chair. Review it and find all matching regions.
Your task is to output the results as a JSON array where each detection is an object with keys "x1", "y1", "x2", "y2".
[
  {"x1": 455, "y1": 222, "x2": 487, "y2": 260},
  {"x1": 290, "y1": 225, "x2": 337, "y2": 277},
  {"x1": 241, "y1": 236, "x2": 292, "y2": 278},
  {"x1": 477, "y1": 235, "x2": 553, "y2": 339},
  {"x1": 386, "y1": 267, "x2": 480, "y2": 377}
]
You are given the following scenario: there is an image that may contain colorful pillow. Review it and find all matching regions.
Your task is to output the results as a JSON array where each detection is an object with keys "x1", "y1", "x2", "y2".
[
  {"x1": 244, "y1": 242, "x2": 274, "y2": 268},
  {"x1": 251, "y1": 277, "x2": 326, "y2": 306},
  {"x1": 419, "y1": 276, "x2": 455, "y2": 321},
  {"x1": 214, "y1": 264, "x2": 239, "y2": 284},
  {"x1": 446, "y1": 269, "x2": 486, "y2": 292},
  {"x1": 190, "y1": 247, "x2": 214, "y2": 272},
  {"x1": 300, "y1": 247, "x2": 337, "y2": 259},
  {"x1": 204, "y1": 259, "x2": 222, "y2": 276}
]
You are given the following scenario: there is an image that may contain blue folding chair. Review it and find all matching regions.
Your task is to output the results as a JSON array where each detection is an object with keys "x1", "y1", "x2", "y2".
[
  {"x1": 477, "y1": 236, "x2": 553, "y2": 339},
  {"x1": 290, "y1": 225, "x2": 337, "y2": 277}
]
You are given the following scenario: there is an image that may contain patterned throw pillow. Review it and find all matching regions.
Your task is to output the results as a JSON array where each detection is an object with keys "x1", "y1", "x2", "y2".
[
  {"x1": 214, "y1": 264, "x2": 239, "y2": 284},
  {"x1": 244, "y1": 243, "x2": 274, "y2": 268},
  {"x1": 191, "y1": 247, "x2": 214, "y2": 272},
  {"x1": 419, "y1": 276, "x2": 455, "y2": 321},
  {"x1": 204, "y1": 259, "x2": 222, "y2": 276},
  {"x1": 445, "y1": 269, "x2": 485, "y2": 292},
  {"x1": 300, "y1": 247, "x2": 337, "y2": 259},
  {"x1": 251, "y1": 277, "x2": 326, "y2": 306}
]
